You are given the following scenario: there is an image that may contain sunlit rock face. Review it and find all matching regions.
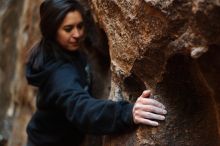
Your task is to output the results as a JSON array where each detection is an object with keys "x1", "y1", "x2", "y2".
[
  {"x1": 89, "y1": 0, "x2": 220, "y2": 145},
  {"x1": 0, "y1": 0, "x2": 42, "y2": 146}
]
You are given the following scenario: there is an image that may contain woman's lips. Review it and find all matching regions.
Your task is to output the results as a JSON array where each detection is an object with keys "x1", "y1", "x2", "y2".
[{"x1": 70, "y1": 42, "x2": 78, "y2": 46}]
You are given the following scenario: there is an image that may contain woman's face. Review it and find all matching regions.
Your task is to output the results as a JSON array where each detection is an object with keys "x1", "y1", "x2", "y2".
[{"x1": 56, "y1": 10, "x2": 84, "y2": 51}]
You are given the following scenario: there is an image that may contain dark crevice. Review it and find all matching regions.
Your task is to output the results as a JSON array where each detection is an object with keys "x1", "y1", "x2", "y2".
[
  {"x1": 76, "y1": 7, "x2": 111, "y2": 146},
  {"x1": 123, "y1": 74, "x2": 146, "y2": 103},
  {"x1": 156, "y1": 53, "x2": 220, "y2": 145},
  {"x1": 84, "y1": 9, "x2": 111, "y2": 99}
]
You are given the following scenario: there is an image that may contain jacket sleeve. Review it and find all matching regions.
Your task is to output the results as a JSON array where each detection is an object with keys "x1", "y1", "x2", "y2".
[{"x1": 41, "y1": 64, "x2": 136, "y2": 135}]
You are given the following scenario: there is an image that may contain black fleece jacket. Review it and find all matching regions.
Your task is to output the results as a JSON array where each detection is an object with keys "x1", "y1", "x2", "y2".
[{"x1": 26, "y1": 51, "x2": 135, "y2": 146}]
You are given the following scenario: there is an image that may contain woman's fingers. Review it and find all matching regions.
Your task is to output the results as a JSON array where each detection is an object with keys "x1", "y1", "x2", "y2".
[
  {"x1": 134, "y1": 117, "x2": 159, "y2": 126},
  {"x1": 138, "y1": 111, "x2": 165, "y2": 121},
  {"x1": 136, "y1": 97, "x2": 167, "y2": 114},
  {"x1": 133, "y1": 105, "x2": 166, "y2": 124},
  {"x1": 139, "y1": 97, "x2": 165, "y2": 109},
  {"x1": 143, "y1": 105, "x2": 167, "y2": 115},
  {"x1": 140, "y1": 90, "x2": 151, "y2": 98},
  {"x1": 133, "y1": 90, "x2": 167, "y2": 126},
  {"x1": 135, "y1": 100, "x2": 167, "y2": 114},
  {"x1": 139, "y1": 90, "x2": 165, "y2": 109}
]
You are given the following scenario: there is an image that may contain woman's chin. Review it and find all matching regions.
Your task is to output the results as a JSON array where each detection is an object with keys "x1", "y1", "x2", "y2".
[{"x1": 66, "y1": 46, "x2": 80, "y2": 52}]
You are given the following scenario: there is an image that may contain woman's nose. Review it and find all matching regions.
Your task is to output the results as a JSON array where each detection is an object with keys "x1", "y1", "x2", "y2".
[{"x1": 72, "y1": 28, "x2": 80, "y2": 38}]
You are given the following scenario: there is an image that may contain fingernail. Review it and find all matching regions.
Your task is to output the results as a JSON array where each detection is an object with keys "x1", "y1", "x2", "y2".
[
  {"x1": 163, "y1": 110, "x2": 167, "y2": 114},
  {"x1": 153, "y1": 123, "x2": 159, "y2": 126}
]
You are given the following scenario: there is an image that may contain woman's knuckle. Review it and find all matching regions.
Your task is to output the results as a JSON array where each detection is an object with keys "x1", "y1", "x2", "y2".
[
  {"x1": 134, "y1": 105, "x2": 140, "y2": 111},
  {"x1": 134, "y1": 110, "x2": 140, "y2": 116},
  {"x1": 146, "y1": 105, "x2": 153, "y2": 111},
  {"x1": 145, "y1": 112, "x2": 150, "y2": 117},
  {"x1": 138, "y1": 97, "x2": 143, "y2": 103}
]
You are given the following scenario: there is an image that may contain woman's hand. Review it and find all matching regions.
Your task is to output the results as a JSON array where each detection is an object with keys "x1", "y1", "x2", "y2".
[{"x1": 132, "y1": 90, "x2": 167, "y2": 126}]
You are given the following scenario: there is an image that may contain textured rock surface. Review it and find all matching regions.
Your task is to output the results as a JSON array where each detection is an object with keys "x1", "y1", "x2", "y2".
[
  {"x1": 89, "y1": 0, "x2": 220, "y2": 145},
  {"x1": 0, "y1": 0, "x2": 42, "y2": 145}
]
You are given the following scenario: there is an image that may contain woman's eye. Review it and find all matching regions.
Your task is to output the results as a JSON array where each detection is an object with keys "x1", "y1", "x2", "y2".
[{"x1": 64, "y1": 26, "x2": 73, "y2": 32}]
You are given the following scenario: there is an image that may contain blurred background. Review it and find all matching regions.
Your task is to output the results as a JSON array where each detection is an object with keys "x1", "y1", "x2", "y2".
[{"x1": 0, "y1": 0, "x2": 42, "y2": 146}]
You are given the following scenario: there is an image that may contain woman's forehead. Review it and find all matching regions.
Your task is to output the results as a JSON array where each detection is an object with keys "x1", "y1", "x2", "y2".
[{"x1": 61, "y1": 11, "x2": 83, "y2": 26}]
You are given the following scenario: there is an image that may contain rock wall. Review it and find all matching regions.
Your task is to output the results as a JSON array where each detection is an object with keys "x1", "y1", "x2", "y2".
[
  {"x1": 89, "y1": 0, "x2": 220, "y2": 145},
  {"x1": 0, "y1": 0, "x2": 42, "y2": 146}
]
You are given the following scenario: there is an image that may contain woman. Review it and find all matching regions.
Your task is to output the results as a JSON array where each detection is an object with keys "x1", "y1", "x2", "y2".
[{"x1": 26, "y1": 0, "x2": 167, "y2": 146}]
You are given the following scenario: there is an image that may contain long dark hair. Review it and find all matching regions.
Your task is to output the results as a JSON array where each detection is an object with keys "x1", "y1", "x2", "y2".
[{"x1": 28, "y1": 0, "x2": 87, "y2": 70}]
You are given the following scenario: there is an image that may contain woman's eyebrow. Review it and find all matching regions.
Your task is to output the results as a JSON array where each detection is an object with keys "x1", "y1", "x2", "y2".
[
  {"x1": 63, "y1": 21, "x2": 84, "y2": 27},
  {"x1": 63, "y1": 24, "x2": 74, "y2": 28}
]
